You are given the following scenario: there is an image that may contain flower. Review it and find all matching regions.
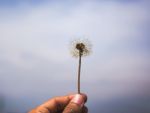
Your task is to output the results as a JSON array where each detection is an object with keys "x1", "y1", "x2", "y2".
[{"x1": 70, "y1": 38, "x2": 92, "y2": 58}]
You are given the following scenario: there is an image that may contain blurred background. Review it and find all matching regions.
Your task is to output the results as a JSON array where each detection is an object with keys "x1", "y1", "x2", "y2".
[{"x1": 0, "y1": 0, "x2": 150, "y2": 113}]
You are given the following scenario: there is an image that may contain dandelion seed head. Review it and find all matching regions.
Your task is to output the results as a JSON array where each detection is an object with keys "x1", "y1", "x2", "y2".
[{"x1": 70, "y1": 38, "x2": 92, "y2": 58}]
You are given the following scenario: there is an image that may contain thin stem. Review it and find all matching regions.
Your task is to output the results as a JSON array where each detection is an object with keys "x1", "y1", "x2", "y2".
[{"x1": 78, "y1": 52, "x2": 82, "y2": 94}]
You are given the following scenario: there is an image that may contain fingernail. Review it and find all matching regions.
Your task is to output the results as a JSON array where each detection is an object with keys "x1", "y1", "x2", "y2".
[{"x1": 71, "y1": 94, "x2": 84, "y2": 107}]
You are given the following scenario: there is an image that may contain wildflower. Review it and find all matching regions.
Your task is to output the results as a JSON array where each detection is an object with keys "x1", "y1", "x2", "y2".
[
  {"x1": 70, "y1": 38, "x2": 92, "y2": 93},
  {"x1": 70, "y1": 38, "x2": 92, "y2": 58}
]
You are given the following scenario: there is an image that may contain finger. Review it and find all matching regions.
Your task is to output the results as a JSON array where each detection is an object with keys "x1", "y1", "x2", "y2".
[
  {"x1": 66, "y1": 93, "x2": 87, "y2": 103},
  {"x1": 80, "y1": 93, "x2": 87, "y2": 103},
  {"x1": 35, "y1": 95, "x2": 74, "y2": 113},
  {"x1": 62, "y1": 94, "x2": 86, "y2": 113},
  {"x1": 82, "y1": 106, "x2": 88, "y2": 113},
  {"x1": 28, "y1": 108, "x2": 36, "y2": 113}
]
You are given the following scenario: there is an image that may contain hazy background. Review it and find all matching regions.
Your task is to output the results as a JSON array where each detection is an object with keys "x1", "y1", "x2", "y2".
[{"x1": 0, "y1": 0, "x2": 150, "y2": 113}]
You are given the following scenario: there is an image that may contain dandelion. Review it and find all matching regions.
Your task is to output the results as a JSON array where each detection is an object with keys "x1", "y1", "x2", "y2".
[{"x1": 70, "y1": 38, "x2": 92, "y2": 94}]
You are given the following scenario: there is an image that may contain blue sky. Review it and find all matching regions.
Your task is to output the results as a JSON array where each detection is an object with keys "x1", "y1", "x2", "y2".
[{"x1": 0, "y1": 0, "x2": 150, "y2": 113}]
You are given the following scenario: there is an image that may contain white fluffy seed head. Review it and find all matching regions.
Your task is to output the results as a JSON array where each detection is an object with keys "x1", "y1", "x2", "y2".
[{"x1": 70, "y1": 38, "x2": 92, "y2": 58}]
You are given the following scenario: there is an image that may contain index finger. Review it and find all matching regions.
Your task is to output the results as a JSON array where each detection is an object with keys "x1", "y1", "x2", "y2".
[{"x1": 36, "y1": 95, "x2": 74, "y2": 113}]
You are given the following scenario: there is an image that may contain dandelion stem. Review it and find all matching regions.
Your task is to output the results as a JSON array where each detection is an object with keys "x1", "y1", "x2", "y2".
[{"x1": 78, "y1": 52, "x2": 82, "y2": 94}]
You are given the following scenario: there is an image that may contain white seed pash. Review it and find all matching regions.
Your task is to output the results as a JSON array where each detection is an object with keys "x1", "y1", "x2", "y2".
[{"x1": 70, "y1": 38, "x2": 92, "y2": 58}]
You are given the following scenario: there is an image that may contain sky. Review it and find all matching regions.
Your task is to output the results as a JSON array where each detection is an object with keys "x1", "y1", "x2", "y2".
[{"x1": 0, "y1": 0, "x2": 150, "y2": 113}]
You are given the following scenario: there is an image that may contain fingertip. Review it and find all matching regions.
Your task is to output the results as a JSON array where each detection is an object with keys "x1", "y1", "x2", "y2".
[
  {"x1": 68, "y1": 93, "x2": 88, "y2": 103},
  {"x1": 80, "y1": 93, "x2": 88, "y2": 103}
]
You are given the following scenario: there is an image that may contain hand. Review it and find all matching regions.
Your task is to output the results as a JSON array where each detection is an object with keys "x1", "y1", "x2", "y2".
[{"x1": 28, "y1": 93, "x2": 88, "y2": 113}]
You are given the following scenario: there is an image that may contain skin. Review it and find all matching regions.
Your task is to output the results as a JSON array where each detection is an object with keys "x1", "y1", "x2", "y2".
[{"x1": 28, "y1": 94, "x2": 88, "y2": 113}]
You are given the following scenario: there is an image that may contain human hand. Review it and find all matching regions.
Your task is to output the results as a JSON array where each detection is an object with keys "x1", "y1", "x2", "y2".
[{"x1": 28, "y1": 93, "x2": 88, "y2": 113}]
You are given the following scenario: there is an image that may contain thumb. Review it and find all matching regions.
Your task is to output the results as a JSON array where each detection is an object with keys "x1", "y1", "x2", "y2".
[{"x1": 62, "y1": 94, "x2": 86, "y2": 113}]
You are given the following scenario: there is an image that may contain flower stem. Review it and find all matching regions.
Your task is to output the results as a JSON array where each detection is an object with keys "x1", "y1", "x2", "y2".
[{"x1": 78, "y1": 52, "x2": 82, "y2": 94}]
